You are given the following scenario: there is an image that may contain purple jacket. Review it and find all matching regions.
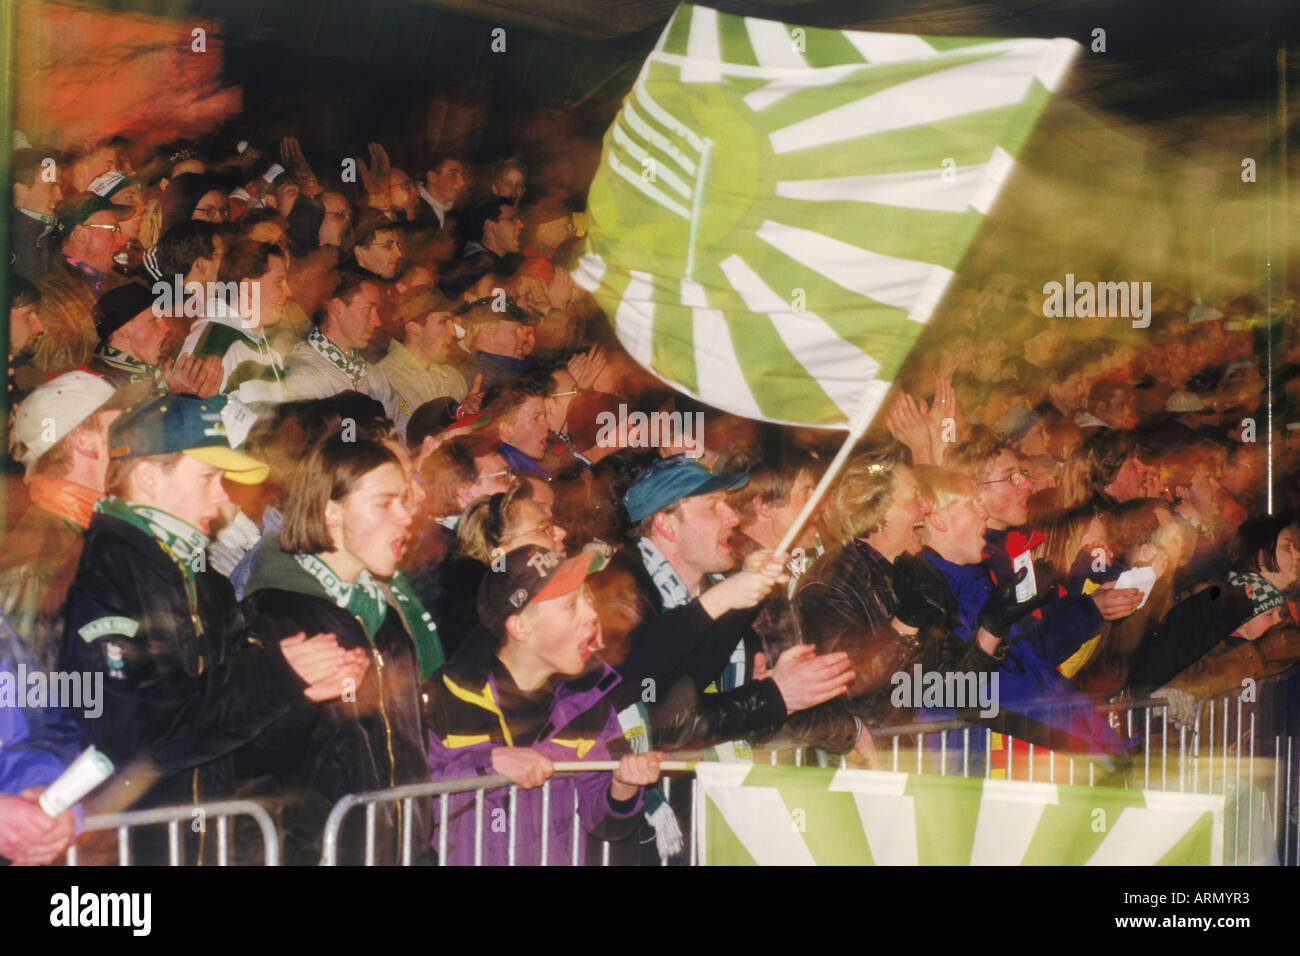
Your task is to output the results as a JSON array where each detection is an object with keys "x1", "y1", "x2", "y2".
[{"x1": 426, "y1": 644, "x2": 644, "y2": 865}]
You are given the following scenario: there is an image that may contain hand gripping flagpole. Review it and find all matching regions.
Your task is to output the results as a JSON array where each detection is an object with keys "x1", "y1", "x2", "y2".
[{"x1": 773, "y1": 400, "x2": 876, "y2": 558}]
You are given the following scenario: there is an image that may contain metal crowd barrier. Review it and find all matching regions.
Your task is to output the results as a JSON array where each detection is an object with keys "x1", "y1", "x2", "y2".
[
  {"x1": 318, "y1": 772, "x2": 702, "y2": 866},
  {"x1": 55, "y1": 677, "x2": 1300, "y2": 866},
  {"x1": 849, "y1": 683, "x2": 1300, "y2": 867},
  {"x1": 64, "y1": 799, "x2": 280, "y2": 866}
]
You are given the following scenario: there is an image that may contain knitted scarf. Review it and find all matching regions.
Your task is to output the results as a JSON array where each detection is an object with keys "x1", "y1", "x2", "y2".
[
  {"x1": 96, "y1": 498, "x2": 210, "y2": 613},
  {"x1": 387, "y1": 570, "x2": 445, "y2": 681},
  {"x1": 293, "y1": 553, "x2": 388, "y2": 642},
  {"x1": 635, "y1": 537, "x2": 693, "y2": 610},
  {"x1": 97, "y1": 344, "x2": 166, "y2": 392},
  {"x1": 307, "y1": 327, "x2": 367, "y2": 389}
]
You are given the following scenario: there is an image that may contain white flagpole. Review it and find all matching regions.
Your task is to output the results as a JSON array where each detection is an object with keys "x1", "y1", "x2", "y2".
[{"x1": 773, "y1": 404, "x2": 875, "y2": 556}]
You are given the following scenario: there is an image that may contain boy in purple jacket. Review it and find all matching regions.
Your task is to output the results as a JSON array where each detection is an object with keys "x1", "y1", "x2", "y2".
[{"x1": 426, "y1": 545, "x2": 663, "y2": 865}]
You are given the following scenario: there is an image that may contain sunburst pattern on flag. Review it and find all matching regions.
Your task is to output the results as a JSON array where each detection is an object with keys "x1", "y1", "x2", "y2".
[
  {"x1": 576, "y1": 3, "x2": 1079, "y2": 428},
  {"x1": 695, "y1": 764, "x2": 1224, "y2": 865}
]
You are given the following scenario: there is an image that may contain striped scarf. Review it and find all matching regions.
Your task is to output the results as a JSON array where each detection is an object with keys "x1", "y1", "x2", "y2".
[
  {"x1": 293, "y1": 553, "x2": 388, "y2": 641},
  {"x1": 307, "y1": 327, "x2": 367, "y2": 389},
  {"x1": 97, "y1": 344, "x2": 166, "y2": 392},
  {"x1": 96, "y1": 498, "x2": 210, "y2": 618}
]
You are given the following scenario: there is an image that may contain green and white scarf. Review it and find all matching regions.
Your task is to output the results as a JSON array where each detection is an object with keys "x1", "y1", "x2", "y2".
[
  {"x1": 291, "y1": 557, "x2": 445, "y2": 679},
  {"x1": 97, "y1": 498, "x2": 210, "y2": 612},
  {"x1": 387, "y1": 570, "x2": 445, "y2": 681},
  {"x1": 97, "y1": 344, "x2": 166, "y2": 392},
  {"x1": 635, "y1": 535, "x2": 744, "y2": 712},
  {"x1": 97, "y1": 497, "x2": 209, "y2": 567},
  {"x1": 293, "y1": 553, "x2": 388, "y2": 641},
  {"x1": 636, "y1": 536, "x2": 693, "y2": 610},
  {"x1": 307, "y1": 327, "x2": 368, "y2": 389}
]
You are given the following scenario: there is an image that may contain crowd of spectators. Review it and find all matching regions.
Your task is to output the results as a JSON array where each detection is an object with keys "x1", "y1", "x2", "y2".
[{"x1": 2, "y1": 128, "x2": 1299, "y2": 865}]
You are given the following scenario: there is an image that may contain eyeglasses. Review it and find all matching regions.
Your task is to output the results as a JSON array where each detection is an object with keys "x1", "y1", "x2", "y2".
[
  {"x1": 547, "y1": 389, "x2": 581, "y2": 400},
  {"x1": 82, "y1": 222, "x2": 122, "y2": 234},
  {"x1": 193, "y1": 206, "x2": 228, "y2": 220},
  {"x1": 324, "y1": 210, "x2": 350, "y2": 220},
  {"x1": 476, "y1": 469, "x2": 511, "y2": 481},
  {"x1": 369, "y1": 239, "x2": 403, "y2": 251},
  {"x1": 503, "y1": 519, "x2": 555, "y2": 544},
  {"x1": 391, "y1": 179, "x2": 416, "y2": 192},
  {"x1": 979, "y1": 469, "x2": 1031, "y2": 488}
]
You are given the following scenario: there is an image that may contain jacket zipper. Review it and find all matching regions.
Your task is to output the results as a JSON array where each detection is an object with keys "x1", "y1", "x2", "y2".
[
  {"x1": 358, "y1": 616, "x2": 400, "y2": 849},
  {"x1": 182, "y1": 559, "x2": 207, "y2": 863}
]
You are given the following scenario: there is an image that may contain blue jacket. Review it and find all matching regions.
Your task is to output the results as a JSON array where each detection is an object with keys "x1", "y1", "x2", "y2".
[
  {"x1": 921, "y1": 551, "x2": 1128, "y2": 756},
  {"x1": 0, "y1": 612, "x2": 82, "y2": 797}
]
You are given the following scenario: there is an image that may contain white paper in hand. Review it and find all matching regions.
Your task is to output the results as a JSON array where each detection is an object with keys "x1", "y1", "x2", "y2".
[
  {"x1": 1013, "y1": 550, "x2": 1037, "y2": 603},
  {"x1": 1114, "y1": 565, "x2": 1158, "y2": 611}
]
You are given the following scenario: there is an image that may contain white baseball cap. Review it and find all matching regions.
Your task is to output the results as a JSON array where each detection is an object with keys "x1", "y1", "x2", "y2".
[{"x1": 14, "y1": 370, "x2": 117, "y2": 472}]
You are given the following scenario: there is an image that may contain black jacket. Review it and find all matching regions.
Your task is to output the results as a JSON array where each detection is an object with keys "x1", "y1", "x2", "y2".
[
  {"x1": 1125, "y1": 580, "x2": 1255, "y2": 694},
  {"x1": 241, "y1": 540, "x2": 432, "y2": 865},
  {"x1": 60, "y1": 512, "x2": 308, "y2": 863},
  {"x1": 793, "y1": 541, "x2": 1006, "y2": 749},
  {"x1": 596, "y1": 547, "x2": 789, "y2": 751}
]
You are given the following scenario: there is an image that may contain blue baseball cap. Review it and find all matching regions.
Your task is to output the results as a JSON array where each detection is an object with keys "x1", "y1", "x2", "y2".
[
  {"x1": 623, "y1": 455, "x2": 748, "y2": 523},
  {"x1": 109, "y1": 394, "x2": 269, "y2": 484}
]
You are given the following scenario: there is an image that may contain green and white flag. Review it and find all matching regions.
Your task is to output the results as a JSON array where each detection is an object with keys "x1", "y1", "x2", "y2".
[
  {"x1": 577, "y1": 3, "x2": 1079, "y2": 427},
  {"x1": 696, "y1": 764, "x2": 1225, "y2": 865}
]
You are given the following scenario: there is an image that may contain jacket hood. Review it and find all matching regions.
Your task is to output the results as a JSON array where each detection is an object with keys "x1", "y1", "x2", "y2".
[{"x1": 244, "y1": 532, "x2": 331, "y2": 602}]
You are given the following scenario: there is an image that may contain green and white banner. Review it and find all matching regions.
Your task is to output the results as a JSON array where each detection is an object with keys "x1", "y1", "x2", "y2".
[
  {"x1": 695, "y1": 764, "x2": 1225, "y2": 865},
  {"x1": 577, "y1": 3, "x2": 1079, "y2": 427}
]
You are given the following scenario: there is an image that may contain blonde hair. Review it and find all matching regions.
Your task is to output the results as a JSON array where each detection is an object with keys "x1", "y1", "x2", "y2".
[
  {"x1": 458, "y1": 482, "x2": 535, "y2": 564},
  {"x1": 912, "y1": 465, "x2": 977, "y2": 513},
  {"x1": 820, "y1": 447, "x2": 900, "y2": 546}
]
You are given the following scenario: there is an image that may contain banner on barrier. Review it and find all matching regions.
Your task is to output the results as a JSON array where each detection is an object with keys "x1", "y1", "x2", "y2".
[{"x1": 694, "y1": 764, "x2": 1225, "y2": 865}]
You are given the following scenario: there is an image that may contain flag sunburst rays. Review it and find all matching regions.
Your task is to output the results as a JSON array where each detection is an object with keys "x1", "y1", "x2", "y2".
[{"x1": 578, "y1": 3, "x2": 1079, "y2": 428}]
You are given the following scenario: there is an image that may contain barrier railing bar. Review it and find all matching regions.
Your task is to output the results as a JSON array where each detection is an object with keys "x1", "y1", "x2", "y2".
[{"x1": 68, "y1": 800, "x2": 279, "y2": 867}]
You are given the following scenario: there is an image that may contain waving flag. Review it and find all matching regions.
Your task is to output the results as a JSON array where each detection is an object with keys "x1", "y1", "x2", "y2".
[
  {"x1": 577, "y1": 3, "x2": 1079, "y2": 428},
  {"x1": 695, "y1": 764, "x2": 1225, "y2": 865}
]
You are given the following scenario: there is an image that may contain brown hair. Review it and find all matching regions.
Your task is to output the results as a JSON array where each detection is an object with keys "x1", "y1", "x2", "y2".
[
  {"x1": 729, "y1": 447, "x2": 818, "y2": 522},
  {"x1": 105, "y1": 451, "x2": 185, "y2": 499},
  {"x1": 417, "y1": 432, "x2": 500, "y2": 519},
  {"x1": 219, "y1": 238, "x2": 288, "y2": 285},
  {"x1": 945, "y1": 427, "x2": 1010, "y2": 481},
  {"x1": 26, "y1": 413, "x2": 107, "y2": 482},
  {"x1": 280, "y1": 436, "x2": 400, "y2": 554}
]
